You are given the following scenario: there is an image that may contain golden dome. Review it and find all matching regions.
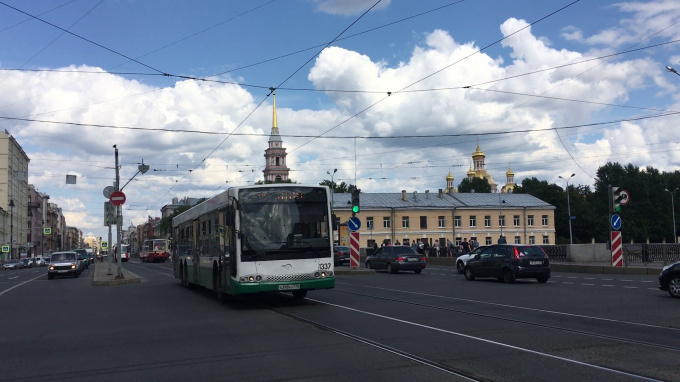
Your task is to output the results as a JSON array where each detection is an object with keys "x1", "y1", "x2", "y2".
[
  {"x1": 467, "y1": 166, "x2": 475, "y2": 177},
  {"x1": 472, "y1": 143, "x2": 485, "y2": 158},
  {"x1": 446, "y1": 171, "x2": 454, "y2": 181},
  {"x1": 506, "y1": 166, "x2": 514, "y2": 176}
]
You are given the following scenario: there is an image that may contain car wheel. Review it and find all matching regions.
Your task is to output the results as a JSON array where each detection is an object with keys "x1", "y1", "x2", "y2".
[
  {"x1": 292, "y1": 290, "x2": 307, "y2": 299},
  {"x1": 537, "y1": 276, "x2": 549, "y2": 283},
  {"x1": 414, "y1": 269, "x2": 422, "y2": 274},
  {"x1": 464, "y1": 267, "x2": 475, "y2": 281},
  {"x1": 502, "y1": 268, "x2": 515, "y2": 283},
  {"x1": 456, "y1": 261, "x2": 465, "y2": 274},
  {"x1": 387, "y1": 263, "x2": 396, "y2": 274},
  {"x1": 668, "y1": 275, "x2": 680, "y2": 298},
  {"x1": 365, "y1": 261, "x2": 371, "y2": 269}
]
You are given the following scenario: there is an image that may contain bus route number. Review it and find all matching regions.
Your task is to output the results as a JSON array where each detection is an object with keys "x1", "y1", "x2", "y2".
[{"x1": 319, "y1": 263, "x2": 332, "y2": 270}]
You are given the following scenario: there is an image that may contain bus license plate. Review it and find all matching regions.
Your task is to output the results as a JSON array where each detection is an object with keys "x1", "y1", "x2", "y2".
[{"x1": 279, "y1": 284, "x2": 300, "y2": 291}]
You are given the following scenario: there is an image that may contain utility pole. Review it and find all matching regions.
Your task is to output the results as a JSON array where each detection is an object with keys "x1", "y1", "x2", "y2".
[{"x1": 115, "y1": 145, "x2": 124, "y2": 279}]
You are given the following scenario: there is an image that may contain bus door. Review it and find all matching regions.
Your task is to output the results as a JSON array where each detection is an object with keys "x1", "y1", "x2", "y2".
[{"x1": 218, "y1": 210, "x2": 230, "y2": 293}]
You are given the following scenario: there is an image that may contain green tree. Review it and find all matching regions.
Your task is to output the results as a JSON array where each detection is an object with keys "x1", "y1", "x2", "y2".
[
  {"x1": 320, "y1": 180, "x2": 357, "y2": 193},
  {"x1": 159, "y1": 199, "x2": 205, "y2": 235},
  {"x1": 457, "y1": 177, "x2": 491, "y2": 193}
]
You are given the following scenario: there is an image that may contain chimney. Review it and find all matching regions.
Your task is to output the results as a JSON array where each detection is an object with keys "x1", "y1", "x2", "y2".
[
  {"x1": 413, "y1": 191, "x2": 417, "y2": 202},
  {"x1": 172, "y1": 197, "x2": 178, "y2": 204},
  {"x1": 425, "y1": 190, "x2": 430, "y2": 199},
  {"x1": 438, "y1": 189, "x2": 443, "y2": 198},
  {"x1": 402, "y1": 190, "x2": 406, "y2": 201}
]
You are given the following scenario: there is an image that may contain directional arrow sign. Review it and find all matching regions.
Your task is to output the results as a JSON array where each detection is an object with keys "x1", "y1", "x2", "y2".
[
  {"x1": 611, "y1": 214, "x2": 621, "y2": 230},
  {"x1": 110, "y1": 191, "x2": 126, "y2": 206},
  {"x1": 347, "y1": 216, "x2": 361, "y2": 231}
]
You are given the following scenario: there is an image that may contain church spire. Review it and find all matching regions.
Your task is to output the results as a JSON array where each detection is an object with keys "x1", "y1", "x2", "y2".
[{"x1": 271, "y1": 87, "x2": 279, "y2": 135}]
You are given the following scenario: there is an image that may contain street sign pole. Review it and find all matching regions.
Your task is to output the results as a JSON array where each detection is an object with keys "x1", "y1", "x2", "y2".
[{"x1": 114, "y1": 145, "x2": 124, "y2": 279}]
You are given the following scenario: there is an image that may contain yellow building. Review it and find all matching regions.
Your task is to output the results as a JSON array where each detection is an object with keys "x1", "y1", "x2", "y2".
[{"x1": 333, "y1": 189, "x2": 555, "y2": 250}]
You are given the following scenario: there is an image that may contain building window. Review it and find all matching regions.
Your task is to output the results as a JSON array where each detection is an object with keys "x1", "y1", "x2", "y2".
[
  {"x1": 454, "y1": 216, "x2": 461, "y2": 227},
  {"x1": 484, "y1": 216, "x2": 491, "y2": 227},
  {"x1": 383, "y1": 217, "x2": 391, "y2": 228},
  {"x1": 485, "y1": 237, "x2": 492, "y2": 245},
  {"x1": 528, "y1": 215, "x2": 534, "y2": 226},
  {"x1": 420, "y1": 216, "x2": 427, "y2": 229},
  {"x1": 542, "y1": 215, "x2": 549, "y2": 226},
  {"x1": 366, "y1": 217, "x2": 374, "y2": 230},
  {"x1": 514, "y1": 215, "x2": 520, "y2": 226},
  {"x1": 438, "y1": 216, "x2": 445, "y2": 228},
  {"x1": 499, "y1": 215, "x2": 505, "y2": 227},
  {"x1": 402, "y1": 216, "x2": 409, "y2": 229},
  {"x1": 515, "y1": 236, "x2": 521, "y2": 244},
  {"x1": 469, "y1": 215, "x2": 476, "y2": 227},
  {"x1": 543, "y1": 236, "x2": 550, "y2": 244},
  {"x1": 529, "y1": 236, "x2": 535, "y2": 244}
]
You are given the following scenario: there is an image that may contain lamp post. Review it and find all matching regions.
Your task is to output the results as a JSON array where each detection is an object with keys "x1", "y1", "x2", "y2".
[
  {"x1": 327, "y1": 168, "x2": 337, "y2": 245},
  {"x1": 9, "y1": 199, "x2": 14, "y2": 259},
  {"x1": 667, "y1": 66, "x2": 680, "y2": 77},
  {"x1": 499, "y1": 193, "x2": 506, "y2": 241},
  {"x1": 665, "y1": 188, "x2": 678, "y2": 243},
  {"x1": 327, "y1": 169, "x2": 337, "y2": 206},
  {"x1": 559, "y1": 173, "x2": 575, "y2": 244}
]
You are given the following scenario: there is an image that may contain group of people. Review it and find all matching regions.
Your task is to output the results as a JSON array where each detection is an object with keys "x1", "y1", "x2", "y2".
[{"x1": 371, "y1": 235, "x2": 507, "y2": 257}]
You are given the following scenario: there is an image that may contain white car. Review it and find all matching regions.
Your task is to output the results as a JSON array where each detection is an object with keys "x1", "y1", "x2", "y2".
[
  {"x1": 34, "y1": 257, "x2": 47, "y2": 267},
  {"x1": 456, "y1": 245, "x2": 488, "y2": 274}
]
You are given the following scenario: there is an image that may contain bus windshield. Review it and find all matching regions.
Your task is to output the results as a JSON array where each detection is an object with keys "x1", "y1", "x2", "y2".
[{"x1": 238, "y1": 187, "x2": 331, "y2": 262}]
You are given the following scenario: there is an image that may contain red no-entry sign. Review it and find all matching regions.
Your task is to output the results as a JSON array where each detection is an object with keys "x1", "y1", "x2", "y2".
[{"x1": 110, "y1": 191, "x2": 126, "y2": 206}]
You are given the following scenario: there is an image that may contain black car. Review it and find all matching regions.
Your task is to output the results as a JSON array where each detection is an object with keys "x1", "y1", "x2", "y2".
[
  {"x1": 333, "y1": 246, "x2": 350, "y2": 266},
  {"x1": 658, "y1": 260, "x2": 680, "y2": 298},
  {"x1": 464, "y1": 244, "x2": 550, "y2": 283},
  {"x1": 365, "y1": 246, "x2": 426, "y2": 274}
]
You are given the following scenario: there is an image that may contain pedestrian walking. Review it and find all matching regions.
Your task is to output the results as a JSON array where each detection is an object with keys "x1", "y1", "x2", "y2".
[{"x1": 460, "y1": 238, "x2": 471, "y2": 254}]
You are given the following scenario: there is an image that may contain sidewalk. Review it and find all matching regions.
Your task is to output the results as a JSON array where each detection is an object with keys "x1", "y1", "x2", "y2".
[{"x1": 92, "y1": 260, "x2": 141, "y2": 286}]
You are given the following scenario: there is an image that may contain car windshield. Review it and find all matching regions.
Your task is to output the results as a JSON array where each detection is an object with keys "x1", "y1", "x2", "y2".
[{"x1": 52, "y1": 253, "x2": 76, "y2": 261}]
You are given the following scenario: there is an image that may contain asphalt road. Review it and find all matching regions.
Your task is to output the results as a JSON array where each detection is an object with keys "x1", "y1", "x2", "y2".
[{"x1": 0, "y1": 262, "x2": 678, "y2": 382}]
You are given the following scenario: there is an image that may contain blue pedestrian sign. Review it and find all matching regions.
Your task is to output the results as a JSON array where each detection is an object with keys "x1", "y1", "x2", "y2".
[
  {"x1": 348, "y1": 216, "x2": 361, "y2": 231},
  {"x1": 611, "y1": 214, "x2": 621, "y2": 230}
]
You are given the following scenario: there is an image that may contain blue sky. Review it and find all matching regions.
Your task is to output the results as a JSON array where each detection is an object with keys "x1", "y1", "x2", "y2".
[{"x1": 0, "y1": 0, "x2": 679, "y2": 240}]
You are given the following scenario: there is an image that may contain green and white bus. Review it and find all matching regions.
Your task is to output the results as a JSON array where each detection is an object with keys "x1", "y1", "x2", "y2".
[{"x1": 172, "y1": 184, "x2": 335, "y2": 300}]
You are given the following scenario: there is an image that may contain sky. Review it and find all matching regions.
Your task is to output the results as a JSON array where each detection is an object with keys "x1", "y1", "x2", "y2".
[{"x1": 0, "y1": 0, "x2": 679, "y2": 241}]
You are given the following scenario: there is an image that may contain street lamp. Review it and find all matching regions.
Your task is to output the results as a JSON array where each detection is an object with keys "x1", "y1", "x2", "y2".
[
  {"x1": 9, "y1": 199, "x2": 14, "y2": 259},
  {"x1": 559, "y1": 173, "x2": 575, "y2": 244},
  {"x1": 499, "y1": 193, "x2": 506, "y2": 241},
  {"x1": 664, "y1": 188, "x2": 678, "y2": 243},
  {"x1": 667, "y1": 66, "x2": 680, "y2": 77},
  {"x1": 327, "y1": 169, "x2": 337, "y2": 245}
]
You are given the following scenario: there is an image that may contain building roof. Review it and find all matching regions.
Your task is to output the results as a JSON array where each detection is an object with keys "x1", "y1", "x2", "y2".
[{"x1": 331, "y1": 191, "x2": 553, "y2": 210}]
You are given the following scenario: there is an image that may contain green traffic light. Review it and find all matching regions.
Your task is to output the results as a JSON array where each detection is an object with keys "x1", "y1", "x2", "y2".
[{"x1": 352, "y1": 205, "x2": 359, "y2": 213}]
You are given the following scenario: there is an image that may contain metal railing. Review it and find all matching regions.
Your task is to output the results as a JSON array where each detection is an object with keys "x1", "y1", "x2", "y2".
[
  {"x1": 623, "y1": 243, "x2": 680, "y2": 265},
  {"x1": 539, "y1": 245, "x2": 567, "y2": 262}
]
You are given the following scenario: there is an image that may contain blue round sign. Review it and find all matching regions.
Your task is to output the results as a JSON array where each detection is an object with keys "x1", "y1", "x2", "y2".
[
  {"x1": 611, "y1": 214, "x2": 621, "y2": 230},
  {"x1": 348, "y1": 216, "x2": 361, "y2": 231}
]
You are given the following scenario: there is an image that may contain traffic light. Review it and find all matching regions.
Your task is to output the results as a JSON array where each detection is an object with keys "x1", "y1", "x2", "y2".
[
  {"x1": 351, "y1": 189, "x2": 360, "y2": 214},
  {"x1": 612, "y1": 187, "x2": 624, "y2": 212},
  {"x1": 104, "y1": 201, "x2": 116, "y2": 226}
]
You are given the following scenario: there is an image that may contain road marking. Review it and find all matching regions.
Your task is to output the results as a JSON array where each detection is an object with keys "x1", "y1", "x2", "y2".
[
  {"x1": 582, "y1": 283, "x2": 594, "y2": 286},
  {"x1": 0, "y1": 273, "x2": 45, "y2": 297},
  {"x1": 602, "y1": 285, "x2": 615, "y2": 287},
  {"x1": 310, "y1": 298, "x2": 666, "y2": 382}
]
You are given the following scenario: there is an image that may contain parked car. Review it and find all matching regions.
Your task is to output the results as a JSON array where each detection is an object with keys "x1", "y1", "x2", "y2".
[
  {"x1": 365, "y1": 246, "x2": 426, "y2": 274},
  {"x1": 658, "y1": 260, "x2": 680, "y2": 298},
  {"x1": 333, "y1": 246, "x2": 350, "y2": 267},
  {"x1": 456, "y1": 245, "x2": 489, "y2": 274},
  {"x1": 3, "y1": 259, "x2": 25, "y2": 270},
  {"x1": 464, "y1": 244, "x2": 550, "y2": 283},
  {"x1": 48, "y1": 251, "x2": 80, "y2": 279}
]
